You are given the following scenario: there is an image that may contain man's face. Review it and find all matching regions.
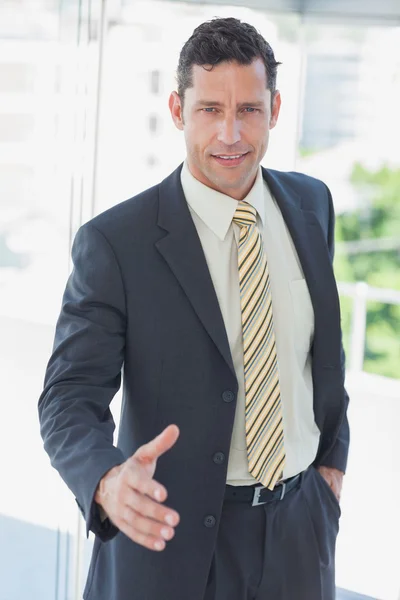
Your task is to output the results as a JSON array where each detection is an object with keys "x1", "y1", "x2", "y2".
[{"x1": 169, "y1": 58, "x2": 281, "y2": 200}]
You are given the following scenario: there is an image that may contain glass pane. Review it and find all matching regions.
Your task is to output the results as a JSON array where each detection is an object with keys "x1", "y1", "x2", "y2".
[
  {"x1": 297, "y1": 24, "x2": 400, "y2": 381},
  {"x1": 0, "y1": 1, "x2": 101, "y2": 598},
  {"x1": 297, "y1": 21, "x2": 400, "y2": 599},
  {"x1": 93, "y1": 1, "x2": 302, "y2": 215}
]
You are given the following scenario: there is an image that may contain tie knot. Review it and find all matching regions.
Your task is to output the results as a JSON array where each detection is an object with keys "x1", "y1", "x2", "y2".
[{"x1": 233, "y1": 201, "x2": 257, "y2": 228}]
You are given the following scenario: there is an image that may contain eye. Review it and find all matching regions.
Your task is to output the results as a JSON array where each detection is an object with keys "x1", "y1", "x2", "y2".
[
  {"x1": 202, "y1": 107, "x2": 216, "y2": 113},
  {"x1": 243, "y1": 107, "x2": 260, "y2": 113}
]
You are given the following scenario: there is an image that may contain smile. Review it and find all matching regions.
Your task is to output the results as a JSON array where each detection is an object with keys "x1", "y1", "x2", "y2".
[{"x1": 212, "y1": 153, "x2": 249, "y2": 166}]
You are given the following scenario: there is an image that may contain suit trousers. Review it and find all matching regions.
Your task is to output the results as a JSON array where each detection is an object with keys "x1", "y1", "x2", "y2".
[{"x1": 204, "y1": 466, "x2": 341, "y2": 600}]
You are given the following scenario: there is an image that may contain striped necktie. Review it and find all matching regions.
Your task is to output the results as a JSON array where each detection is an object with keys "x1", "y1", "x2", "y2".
[{"x1": 233, "y1": 201, "x2": 285, "y2": 490}]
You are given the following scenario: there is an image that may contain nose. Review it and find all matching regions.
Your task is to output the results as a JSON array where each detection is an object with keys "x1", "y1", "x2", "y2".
[{"x1": 217, "y1": 115, "x2": 241, "y2": 146}]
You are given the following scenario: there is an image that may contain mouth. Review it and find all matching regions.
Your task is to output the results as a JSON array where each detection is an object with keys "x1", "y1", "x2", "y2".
[{"x1": 211, "y1": 152, "x2": 249, "y2": 167}]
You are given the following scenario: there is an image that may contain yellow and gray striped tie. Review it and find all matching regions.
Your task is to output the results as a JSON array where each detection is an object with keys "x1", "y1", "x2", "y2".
[{"x1": 233, "y1": 201, "x2": 285, "y2": 490}]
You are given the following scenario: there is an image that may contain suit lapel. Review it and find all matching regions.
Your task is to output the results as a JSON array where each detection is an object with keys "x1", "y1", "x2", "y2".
[
  {"x1": 155, "y1": 164, "x2": 236, "y2": 377},
  {"x1": 155, "y1": 163, "x2": 341, "y2": 378},
  {"x1": 263, "y1": 168, "x2": 341, "y2": 368}
]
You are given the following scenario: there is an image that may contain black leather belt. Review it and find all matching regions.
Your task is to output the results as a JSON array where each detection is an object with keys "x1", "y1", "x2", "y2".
[{"x1": 224, "y1": 473, "x2": 302, "y2": 506}]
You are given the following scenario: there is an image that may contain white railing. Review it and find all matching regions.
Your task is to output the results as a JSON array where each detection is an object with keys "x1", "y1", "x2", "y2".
[{"x1": 337, "y1": 281, "x2": 400, "y2": 373}]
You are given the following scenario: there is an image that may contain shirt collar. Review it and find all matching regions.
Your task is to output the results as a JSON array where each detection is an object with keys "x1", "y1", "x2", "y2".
[{"x1": 180, "y1": 160, "x2": 265, "y2": 241}]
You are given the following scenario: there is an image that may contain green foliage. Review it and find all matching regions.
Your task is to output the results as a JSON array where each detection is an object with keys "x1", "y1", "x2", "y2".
[
  {"x1": 298, "y1": 147, "x2": 317, "y2": 158},
  {"x1": 334, "y1": 163, "x2": 400, "y2": 379}
]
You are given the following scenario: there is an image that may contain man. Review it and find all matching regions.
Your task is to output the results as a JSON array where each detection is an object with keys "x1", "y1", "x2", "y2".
[{"x1": 39, "y1": 17, "x2": 349, "y2": 600}]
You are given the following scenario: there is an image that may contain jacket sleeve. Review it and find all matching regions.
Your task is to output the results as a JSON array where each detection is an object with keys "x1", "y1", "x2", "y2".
[
  {"x1": 38, "y1": 222, "x2": 127, "y2": 541},
  {"x1": 320, "y1": 183, "x2": 350, "y2": 474}
]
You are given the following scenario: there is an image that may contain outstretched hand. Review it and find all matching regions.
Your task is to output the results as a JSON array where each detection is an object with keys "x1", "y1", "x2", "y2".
[{"x1": 95, "y1": 424, "x2": 180, "y2": 551}]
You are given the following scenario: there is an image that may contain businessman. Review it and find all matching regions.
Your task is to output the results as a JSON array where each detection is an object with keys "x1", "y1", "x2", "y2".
[{"x1": 39, "y1": 17, "x2": 349, "y2": 600}]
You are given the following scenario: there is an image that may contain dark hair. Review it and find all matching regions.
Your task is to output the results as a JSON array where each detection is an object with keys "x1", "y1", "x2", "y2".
[{"x1": 177, "y1": 17, "x2": 281, "y2": 106}]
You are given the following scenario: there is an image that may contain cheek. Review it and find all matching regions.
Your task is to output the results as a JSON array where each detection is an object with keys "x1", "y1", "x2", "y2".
[
  {"x1": 242, "y1": 116, "x2": 268, "y2": 138},
  {"x1": 254, "y1": 122, "x2": 269, "y2": 146},
  {"x1": 186, "y1": 120, "x2": 213, "y2": 145}
]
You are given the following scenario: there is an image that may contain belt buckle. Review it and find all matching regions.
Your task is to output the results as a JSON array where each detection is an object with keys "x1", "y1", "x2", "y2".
[
  {"x1": 251, "y1": 484, "x2": 267, "y2": 506},
  {"x1": 276, "y1": 480, "x2": 287, "y2": 500}
]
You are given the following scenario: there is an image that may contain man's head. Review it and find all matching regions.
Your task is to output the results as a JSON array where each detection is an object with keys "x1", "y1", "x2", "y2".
[{"x1": 169, "y1": 17, "x2": 281, "y2": 200}]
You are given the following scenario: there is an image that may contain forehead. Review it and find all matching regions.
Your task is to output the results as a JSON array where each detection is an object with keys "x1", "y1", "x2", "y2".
[{"x1": 189, "y1": 58, "x2": 268, "y2": 98}]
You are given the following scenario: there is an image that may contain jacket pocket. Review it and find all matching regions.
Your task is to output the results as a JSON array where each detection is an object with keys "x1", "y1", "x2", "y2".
[
  {"x1": 313, "y1": 466, "x2": 342, "y2": 517},
  {"x1": 301, "y1": 467, "x2": 340, "y2": 568}
]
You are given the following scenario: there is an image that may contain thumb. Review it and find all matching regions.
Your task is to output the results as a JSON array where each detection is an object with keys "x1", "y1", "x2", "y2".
[{"x1": 134, "y1": 424, "x2": 180, "y2": 465}]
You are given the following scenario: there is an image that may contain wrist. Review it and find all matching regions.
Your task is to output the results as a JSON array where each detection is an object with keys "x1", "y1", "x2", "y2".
[{"x1": 95, "y1": 464, "x2": 122, "y2": 506}]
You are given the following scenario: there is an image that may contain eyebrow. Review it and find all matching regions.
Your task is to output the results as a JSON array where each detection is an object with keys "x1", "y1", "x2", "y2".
[{"x1": 195, "y1": 100, "x2": 265, "y2": 108}]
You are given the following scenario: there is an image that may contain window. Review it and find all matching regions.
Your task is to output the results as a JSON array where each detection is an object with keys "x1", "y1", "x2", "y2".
[
  {"x1": 148, "y1": 113, "x2": 159, "y2": 134},
  {"x1": 150, "y1": 69, "x2": 161, "y2": 94}
]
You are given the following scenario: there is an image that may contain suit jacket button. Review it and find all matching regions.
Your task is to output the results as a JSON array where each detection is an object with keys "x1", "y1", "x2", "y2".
[
  {"x1": 213, "y1": 452, "x2": 225, "y2": 465},
  {"x1": 204, "y1": 515, "x2": 216, "y2": 528},
  {"x1": 222, "y1": 390, "x2": 234, "y2": 403}
]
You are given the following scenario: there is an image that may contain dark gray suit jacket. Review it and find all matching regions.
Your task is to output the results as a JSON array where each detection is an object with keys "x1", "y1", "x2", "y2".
[{"x1": 38, "y1": 163, "x2": 350, "y2": 600}]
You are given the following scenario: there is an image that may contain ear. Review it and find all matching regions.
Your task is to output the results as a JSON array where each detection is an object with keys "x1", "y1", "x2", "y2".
[
  {"x1": 269, "y1": 90, "x2": 281, "y2": 130},
  {"x1": 169, "y1": 91, "x2": 184, "y2": 130}
]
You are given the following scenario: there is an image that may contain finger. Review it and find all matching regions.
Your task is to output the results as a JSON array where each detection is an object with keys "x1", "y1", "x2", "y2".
[
  {"x1": 128, "y1": 508, "x2": 175, "y2": 541},
  {"x1": 333, "y1": 483, "x2": 341, "y2": 501},
  {"x1": 129, "y1": 489, "x2": 180, "y2": 527},
  {"x1": 120, "y1": 474, "x2": 179, "y2": 525},
  {"x1": 145, "y1": 478, "x2": 168, "y2": 503},
  {"x1": 329, "y1": 479, "x2": 341, "y2": 501},
  {"x1": 125, "y1": 470, "x2": 168, "y2": 503},
  {"x1": 120, "y1": 518, "x2": 167, "y2": 552},
  {"x1": 112, "y1": 506, "x2": 168, "y2": 551},
  {"x1": 134, "y1": 425, "x2": 180, "y2": 464}
]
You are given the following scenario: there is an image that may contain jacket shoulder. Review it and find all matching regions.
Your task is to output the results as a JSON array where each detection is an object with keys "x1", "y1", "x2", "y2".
[
  {"x1": 85, "y1": 182, "x2": 160, "y2": 241},
  {"x1": 267, "y1": 168, "x2": 331, "y2": 217},
  {"x1": 269, "y1": 168, "x2": 328, "y2": 197}
]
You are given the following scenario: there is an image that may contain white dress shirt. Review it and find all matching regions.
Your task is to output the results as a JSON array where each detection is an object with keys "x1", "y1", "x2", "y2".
[{"x1": 180, "y1": 160, "x2": 321, "y2": 485}]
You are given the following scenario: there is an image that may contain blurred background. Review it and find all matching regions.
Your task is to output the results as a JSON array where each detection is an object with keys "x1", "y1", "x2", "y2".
[{"x1": 0, "y1": 1, "x2": 399, "y2": 599}]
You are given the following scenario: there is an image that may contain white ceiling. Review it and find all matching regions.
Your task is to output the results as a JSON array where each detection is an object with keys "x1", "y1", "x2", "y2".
[{"x1": 161, "y1": 0, "x2": 400, "y2": 24}]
